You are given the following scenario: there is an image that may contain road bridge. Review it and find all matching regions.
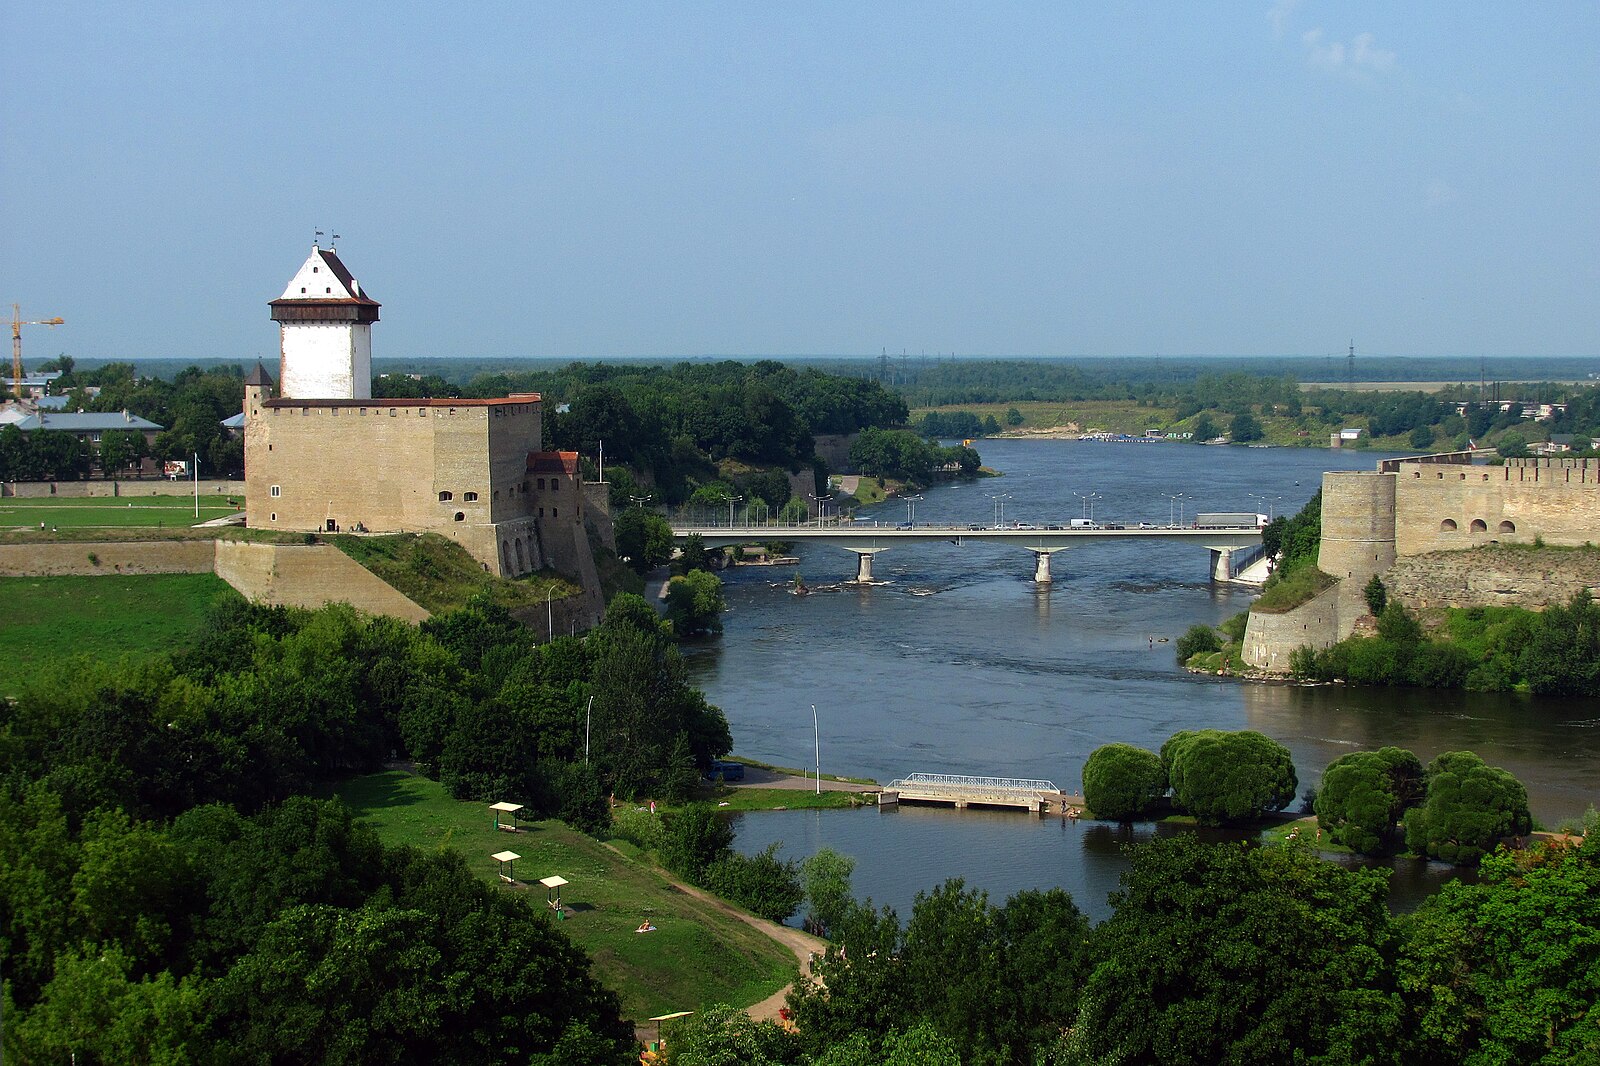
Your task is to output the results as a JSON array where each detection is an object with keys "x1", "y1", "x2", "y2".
[
  {"x1": 668, "y1": 521, "x2": 1263, "y2": 584},
  {"x1": 878, "y1": 773, "x2": 1070, "y2": 814}
]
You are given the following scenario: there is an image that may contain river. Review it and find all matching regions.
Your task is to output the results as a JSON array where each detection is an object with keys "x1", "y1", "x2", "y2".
[{"x1": 682, "y1": 439, "x2": 1600, "y2": 922}]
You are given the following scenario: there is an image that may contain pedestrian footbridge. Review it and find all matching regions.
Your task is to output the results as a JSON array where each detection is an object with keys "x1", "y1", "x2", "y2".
[{"x1": 879, "y1": 772, "x2": 1069, "y2": 814}]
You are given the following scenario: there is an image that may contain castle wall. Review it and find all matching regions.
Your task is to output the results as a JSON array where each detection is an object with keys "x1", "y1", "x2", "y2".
[
  {"x1": 1241, "y1": 583, "x2": 1342, "y2": 672},
  {"x1": 0, "y1": 540, "x2": 215, "y2": 576},
  {"x1": 1394, "y1": 458, "x2": 1600, "y2": 556},
  {"x1": 3, "y1": 480, "x2": 240, "y2": 498},
  {"x1": 244, "y1": 396, "x2": 547, "y2": 578},
  {"x1": 246, "y1": 402, "x2": 438, "y2": 532}
]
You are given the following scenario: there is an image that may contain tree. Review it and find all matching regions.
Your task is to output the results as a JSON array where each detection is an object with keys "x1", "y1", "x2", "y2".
[
  {"x1": 1082, "y1": 743, "x2": 1166, "y2": 821},
  {"x1": 1230, "y1": 412, "x2": 1264, "y2": 442},
  {"x1": 1396, "y1": 836, "x2": 1600, "y2": 1065},
  {"x1": 800, "y1": 847, "x2": 857, "y2": 938},
  {"x1": 660, "y1": 1002, "x2": 800, "y2": 1066},
  {"x1": 1065, "y1": 836, "x2": 1403, "y2": 1066},
  {"x1": 665, "y1": 570, "x2": 726, "y2": 637},
  {"x1": 614, "y1": 508, "x2": 675, "y2": 573},
  {"x1": 677, "y1": 533, "x2": 711, "y2": 573},
  {"x1": 1408, "y1": 424, "x2": 1436, "y2": 450},
  {"x1": 1314, "y1": 747, "x2": 1424, "y2": 855},
  {"x1": 1190, "y1": 413, "x2": 1217, "y2": 442},
  {"x1": 705, "y1": 843, "x2": 805, "y2": 923},
  {"x1": 1162, "y1": 729, "x2": 1297, "y2": 824},
  {"x1": 1363, "y1": 574, "x2": 1388, "y2": 616},
  {"x1": 1005, "y1": 406, "x2": 1024, "y2": 426},
  {"x1": 1403, "y1": 751, "x2": 1531, "y2": 864},
  {"x1": 99, "y1": 429, "x2": 149, "y2": 475},
  {"x1": 1495, "y1": 430, "x2": 1529, "y2": 458}
]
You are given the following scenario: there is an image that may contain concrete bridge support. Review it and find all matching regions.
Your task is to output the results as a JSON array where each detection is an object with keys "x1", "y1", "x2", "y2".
[
  {"x1": 1030, "y1": 547, "x2": 1069, "y2": 584},
  {"x1": 846, "y1": 547, "x2": 892, "y2": 583},
  {"x1": 1210, "y1": 547, "x2": 1234, "y2": 582}
]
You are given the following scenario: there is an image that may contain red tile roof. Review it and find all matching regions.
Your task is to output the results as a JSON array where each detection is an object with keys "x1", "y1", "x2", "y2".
[{"x1": 528, "y1": 450, "x2": 580, "y2": 474}]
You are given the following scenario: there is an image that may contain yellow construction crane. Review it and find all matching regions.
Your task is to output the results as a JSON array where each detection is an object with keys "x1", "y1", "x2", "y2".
[{"x1": 10, "y1": 304, "x2": 66, "y2": 398}]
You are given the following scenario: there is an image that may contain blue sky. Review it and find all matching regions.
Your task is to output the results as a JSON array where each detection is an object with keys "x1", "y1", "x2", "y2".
[{"x1": 3, "y1": 3, "x2": 1596, "y2": 361}]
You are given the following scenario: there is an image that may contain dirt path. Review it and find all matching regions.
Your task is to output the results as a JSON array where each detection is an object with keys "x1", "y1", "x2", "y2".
[
  {"x1": 602, "y1": 842, "x2": 826, "y2": 1026},
  {"x1": 728, "y1": 766, "x2": 878, "y2": 793}
]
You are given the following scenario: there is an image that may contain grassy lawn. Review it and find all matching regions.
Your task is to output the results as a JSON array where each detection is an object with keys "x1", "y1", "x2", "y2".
[
  {"x1": 331, "y1": 533, "x2": 581, "y2": 614},
  {"x1": 0, "y1": 495, "x2": 241, "y2": 529},
  {"x1": 0, "y1": 573, "x2": 239, "y2": 695},
  {"x1": 333, "y1": 770, "x2": 797, "y2": 1021}
]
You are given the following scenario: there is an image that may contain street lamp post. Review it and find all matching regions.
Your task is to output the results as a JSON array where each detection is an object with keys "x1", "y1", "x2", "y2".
[
  {"x1": 545, "y1": 586, "x2": 555, "y2": 642},
  {"x1": 1165, "y1": 492, "x2": 1187, "y2": 527},
  {"x1": 726, "y1": 494, "x2": 742, "y2": 527},
  {"x1": 808, "y1": 493, "x2": 825, "y2": 527},
  {"x1": 984, "y1": 491, "x2": 1011, "y2": 529},
  {"x1": 905, "y1": 494, "x2": 923, "y2": 524},
  {"x1": 1074, "y1": 491, "x2": 1101, "y2": 521},
  {"x1": 811, "y1": 704, "x2": 820, "y2": 795}
]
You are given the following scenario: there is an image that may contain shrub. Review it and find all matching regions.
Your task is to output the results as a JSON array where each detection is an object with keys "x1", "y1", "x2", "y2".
[
  {"x1": 1082, "y1": 744, "x2": 1166, "y2": 821},
  {"x1": 1175, "y1": 624, "x2": 1221, "y2": 665},
  {"x1": 660, "y1": 803, "x2": 733, "y2": 883},
  {"x1": 703, "y1": 843, "x2": 805, "y2": 922},
  {"x1": 1363, "y1": 575, "x2": 1387, "y2": 617}
]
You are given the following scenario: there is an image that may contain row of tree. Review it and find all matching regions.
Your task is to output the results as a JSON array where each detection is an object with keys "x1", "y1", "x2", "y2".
[
  {"x1": 1080, "y1": 732, "x2": 1532, "y2": 865},
  {"x1": 0, "y1": 425, "x2": 151, "y2": 481},
  {"x1": 17, "y1": 360, "x2": 248, "y2": 477},
  {"x1": 1079, "y1": 730, "x2": 1297, "y2": 826},
  {"x1": 846, "y1": 428, "x2": 980, "y2": 484},
  {"x1": 663, "y1": 825, "x2": 1600, "y2": 1065}
]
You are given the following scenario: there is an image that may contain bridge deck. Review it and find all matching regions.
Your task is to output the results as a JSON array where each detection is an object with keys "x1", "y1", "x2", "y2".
[
  {"x1": 669, "y1": 523, "x2": 1261, "y2": 550},
  {"x1": 882, "y1": 772, "x2": 1069, "y2": 814}
]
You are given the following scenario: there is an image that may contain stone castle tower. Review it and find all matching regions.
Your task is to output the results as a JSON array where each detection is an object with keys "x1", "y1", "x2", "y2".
[{"x1": 268, "y1": 243, "x2": 380, "y2": 400}]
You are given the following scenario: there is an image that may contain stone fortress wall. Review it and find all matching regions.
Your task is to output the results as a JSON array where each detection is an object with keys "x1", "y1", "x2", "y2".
[{"x1": 1243, "y1": 456, "x2": 1600, "y2": 671}]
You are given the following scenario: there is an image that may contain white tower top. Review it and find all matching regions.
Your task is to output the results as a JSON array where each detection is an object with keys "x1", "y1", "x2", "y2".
[{"x1": 269, "y1": 243, "x2": 380, "y2": 400}]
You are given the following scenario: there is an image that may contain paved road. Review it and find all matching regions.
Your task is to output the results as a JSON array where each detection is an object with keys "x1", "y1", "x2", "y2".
[{"x1": 727, "y1": 767, "x2": 878, "y2": 793}]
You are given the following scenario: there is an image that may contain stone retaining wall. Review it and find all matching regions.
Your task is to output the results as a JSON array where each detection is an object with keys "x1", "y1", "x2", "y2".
[
  {"x1": 213, "y1": 541, "x2": 430, "y2": 623},
  {"x1": 3, "y1": 480, "x2": 242, "y2": 498},
  {"x1": 1241, "y1": 583, "x2": 1342, "y2": 673},
  {"x1": 0, "y1": 540, "x2": 215, "y2": 576}
]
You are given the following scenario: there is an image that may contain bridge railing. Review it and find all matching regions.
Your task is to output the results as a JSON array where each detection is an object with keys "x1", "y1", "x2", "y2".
[{"x1": 891, "y1": 772, "x2": 1059, "y2": 793}]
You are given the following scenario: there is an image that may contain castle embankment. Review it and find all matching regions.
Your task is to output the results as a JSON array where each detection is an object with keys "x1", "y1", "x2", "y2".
[{"x1": 1244, "y1": 456, "x2": 1600, "y2": 672}]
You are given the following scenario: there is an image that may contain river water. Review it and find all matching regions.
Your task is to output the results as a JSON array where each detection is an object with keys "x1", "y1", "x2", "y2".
[{"x1": 683, "y1": 439, "x2": 1600, "y2": 922}]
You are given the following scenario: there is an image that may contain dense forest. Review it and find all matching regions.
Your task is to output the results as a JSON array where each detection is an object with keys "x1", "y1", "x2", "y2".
[
  {"x1": 662, "y1": 827, "x2": 1600, "y2": 1065},
  {"x1": 0, "y1": 592, "x2": 731, "y2": 1062},
  {"x1": 7, "y1": 359, "x2": 248, "y2": 478},
  {"x1": 371, "y1": 359, "x2": 910, "y2": 506}
]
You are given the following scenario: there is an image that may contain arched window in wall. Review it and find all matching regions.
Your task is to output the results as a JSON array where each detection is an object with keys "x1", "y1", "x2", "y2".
[
  {"x1": 1469, "y1": 518, "x2": 1488, "y2": 533},
  {"x1": 1498, "y1": 520, "x2": 1516, "y2": 533},
  {"x1": 1440, "y1": 518, "x2": 1458, "y2": 532}
]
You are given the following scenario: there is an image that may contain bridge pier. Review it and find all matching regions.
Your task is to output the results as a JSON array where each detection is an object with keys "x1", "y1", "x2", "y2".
[
  {"x1": 1030, "y1": 547, "x2": 1069, "y2": 584},
  {"x1": 846, "y1": 547, "x2": 891, "y2": 583},
  {"x1": 1210, "y1": 547, "x2": 1234, "y2": 582}
]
